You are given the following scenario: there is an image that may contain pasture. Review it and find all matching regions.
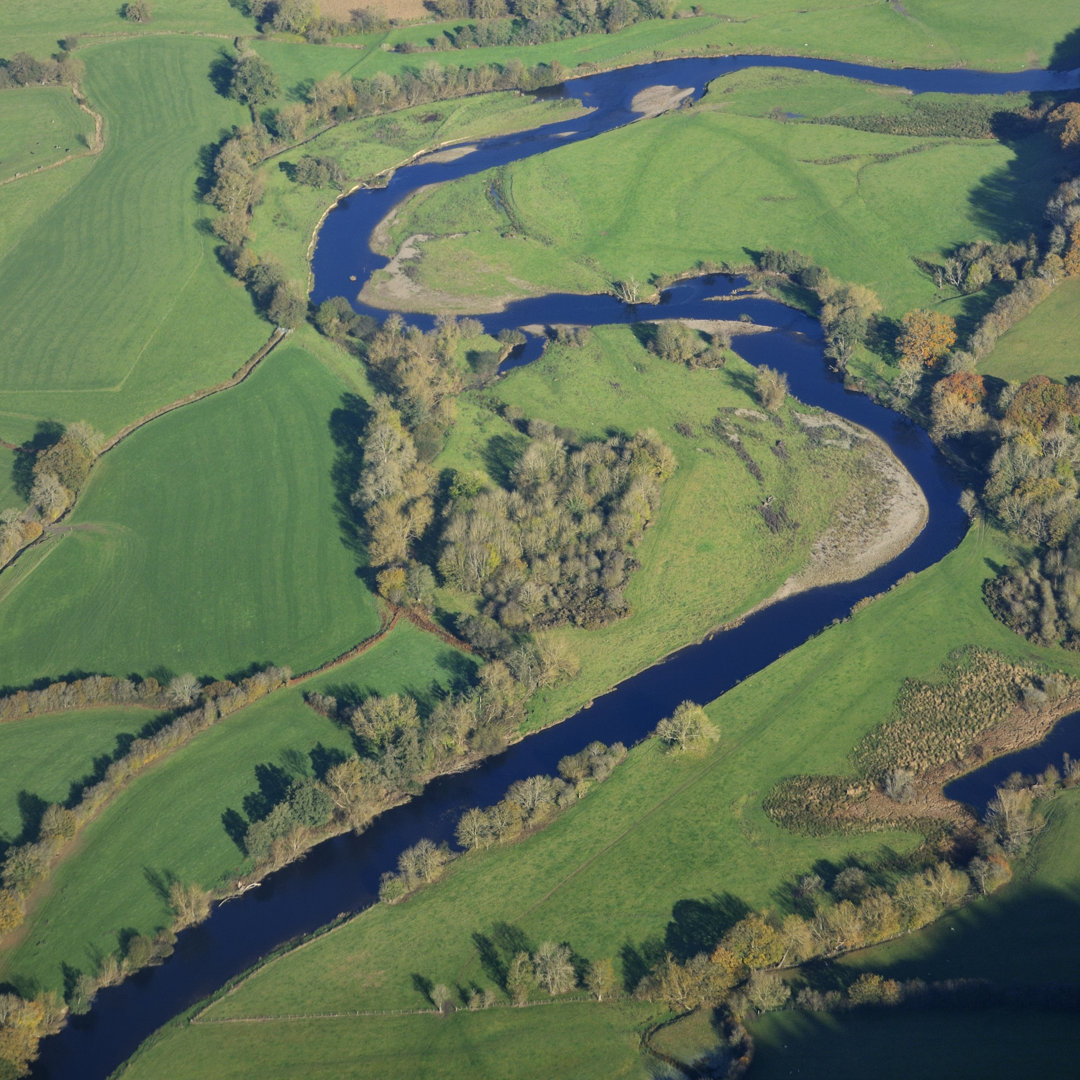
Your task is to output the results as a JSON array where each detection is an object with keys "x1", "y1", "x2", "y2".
[
  {"x1": 119, "y1": 1001, "x2": 659, "y2": 1080},
  {"x1": 0, "y1": 345, "x2": 380, "y2": 688},
  {"x1": 979, "y1": 277, "x2": 1080, "y2": 383},
  {"x1": 0, "y1": 707, "x2": 161, "y2": 846},
  {"x1": 0, "y1": 87, "x2": 94, "y2": 183},
  {"x1": 0, "y1": 36, "x2": 268, "y2": 438}
]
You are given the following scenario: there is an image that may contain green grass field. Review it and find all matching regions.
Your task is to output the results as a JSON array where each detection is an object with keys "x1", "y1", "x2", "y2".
[
  {"x1": 378, "y1": 73, "x2": 1065, "y2": 328},
  {"x1": 979, "y1": 277, "x2": 1080, "y2": 384},
  {"x1": 0, "y1": 620, "x2": 471, "y2": 997},
  {"x1": 0, "y1": 36, "x2": 268, "y2": 438},
  {"x1": 262, "y1": 1, "x2": 1079, "y2": 82},
  {"x1": 0, "y1": 344, "x2": 380, "y2": 687},
  {"x1": 0, "y1": 447, "x2": 24, "y2": 509},
  {"x1": 0, "y1": 86, "x2": 94, "y2": 183},
  {"x1": 0, "y1": 707, "x2": 161, "y2": 845},
  {"x1": 2, "y1": 0, "x2": 251, "y2": 56},
  {"x1": 751, "y1": 789, "x2": 1080, "y2": 1079},
  {"x1": 120, "y1": 1001, "x2": 660, "y2": 1080}
]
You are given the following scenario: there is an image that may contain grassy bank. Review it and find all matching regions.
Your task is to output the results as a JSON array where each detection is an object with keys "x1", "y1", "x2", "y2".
[{"x1": 0, "y1": 620, "x2": 471, "y2": 997}]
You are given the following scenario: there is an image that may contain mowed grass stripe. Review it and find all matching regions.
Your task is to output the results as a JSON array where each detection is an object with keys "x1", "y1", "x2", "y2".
[
  {"x1": 0, "y1": 36, "x2": 267, "y2": 431},
  {"x1": 0, "y1": 622, "x2": 472, "y2": 994},
  {"x1": 0, "y1": 345, "x2": 379, "y2": 686}
]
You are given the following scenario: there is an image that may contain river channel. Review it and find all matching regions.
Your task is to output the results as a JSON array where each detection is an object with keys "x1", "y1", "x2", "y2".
[{"x1": 33, "y1": 54, "x2": 1079, "y2": 1080}]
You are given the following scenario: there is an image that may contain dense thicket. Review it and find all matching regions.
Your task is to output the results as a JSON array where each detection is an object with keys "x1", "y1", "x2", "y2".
[{"x1": 439, "y1": 427, "x2": 675, "y2": 633}]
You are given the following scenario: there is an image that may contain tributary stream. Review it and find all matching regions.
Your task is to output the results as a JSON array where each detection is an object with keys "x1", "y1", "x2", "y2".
[{"x1": 33, "y1": 54, "x2": 1079, "y2": 1080}]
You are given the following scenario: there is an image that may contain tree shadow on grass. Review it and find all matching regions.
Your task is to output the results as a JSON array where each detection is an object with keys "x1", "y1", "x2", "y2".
[
  {"x1": 481, "y1": 432, "x2": 529, "y2": 489},
  {"x1": 664, "y1": 892, "x2": 751, "y2": 962},
  {"x1": 328, "y1": 394, "x2": 371, "y2": 566},
  {"x1": 1049, "y1": 26, "x2": 1080, "y2": 71}
]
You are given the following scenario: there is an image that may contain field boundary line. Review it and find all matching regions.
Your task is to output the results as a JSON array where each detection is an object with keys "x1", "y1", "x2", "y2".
[
  {"x1": 194, "y1": 994, "x2": 615, "y2": 1025},
  {"x1": 0, "y1": 84, "x2": 104, "y2": 190}
]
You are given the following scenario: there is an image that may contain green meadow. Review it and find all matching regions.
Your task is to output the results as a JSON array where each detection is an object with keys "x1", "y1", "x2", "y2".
[
  {"x1": 0, "y1": 345, "x2": 379, "y2": 687},
  {"x1": 2, "y1": 0, "x2": 250, "y2": 56},
  {"x1": 379, "y1": 72, "x2": 1063, "y2": 325},
  {"x1": 120, "y1": 1002, "x2": 659, "y2": 1080},
  {"x1": 0, "y1": 36, "x2": 267, "y2": 438},
  {"x1": 0, "y1": 620, "x2": 471, "y2": 997},
  {"x1": 0, "y1": 87, "x2": 94, "y2": 183},
  {"x1": 979, "y1": 277, "x2": 1080, "y2": 384},
  {"x1": 0, "y1": 707, "x2": 161, "y2": 845},
  {"x1": 751, "y1": 790, "x2": 1080, "y2": 1079},
  {"x1": 0, "y1": 448, "x2": 24, "y2": 509}
]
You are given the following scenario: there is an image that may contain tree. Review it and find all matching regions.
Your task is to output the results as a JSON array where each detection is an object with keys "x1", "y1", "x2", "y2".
[
  {"x1": 267, "y1": 282, "x2": 307, "y2": 328},
  {"x1": 930, "y1": 371, "x2": 987, "y2": 439},
  {"x1": 167, "y1": 673, "x2": 201, "y2": 707},
  {"x1": 168, "y1": 880, "x2": 212, "y2": 929},
  {"x1": 532, "y1": 941, "x2": 575, "y2": 995},
  {"x1": 0, "y1": 891, "x2": 24, "y2": 937},
  {"x1": 820, "y1": 283, "x2": 881, "y2": 369},
  {"x1": 272, "y1": 0, "x2": 317, "y2": 33},
  {"x1": 655, "y1": 701, "x2": 717, "y2": 752},
  {"x1": 122, "y1": 1, "x2": 153, "y2": 21},
  {"x1": 585, "y1": 957, "x2": 617, "y2": 1001},
  {"x1": 230, "y1": 52, "x2": 280, "y2": 107},
  {"x1": 897, "y1": 309, "x2": 956, "y2": 370},
  {"x1": 506, "y1": 950, "x2": 536, "y2": 1004},
  {"x1": 754, "y1": 365, "x2": 788, "y2": 411},
  {"x1": 651, "y1": 320, "x2": 698, "y2": 365},
  {"x1": 455, "y1": 807, "x2": 493, "y2": 851},
  {"x1": 323, "y1": 756, "x2": 376, "y2": 829}
]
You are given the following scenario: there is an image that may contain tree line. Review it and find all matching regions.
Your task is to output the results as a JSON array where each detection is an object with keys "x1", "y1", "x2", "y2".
[
  {"x1": 0, "y1": 668, "x2": 290, "y2": 945},
  {"x1": 376, "y1": 738, "x2": 626, "y2": 902}
]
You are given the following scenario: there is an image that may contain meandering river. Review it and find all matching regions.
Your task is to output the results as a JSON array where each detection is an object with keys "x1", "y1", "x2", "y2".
[{"x1": 33, "y1": 54, "x2": 1078, "y2": 1080}]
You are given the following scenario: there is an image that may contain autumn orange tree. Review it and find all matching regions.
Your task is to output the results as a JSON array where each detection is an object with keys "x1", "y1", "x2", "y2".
[
  {"x1": 930, "y1": 371, "x2": 987, "y2": 439},
  {"x1": 897, "y1": 309, "x2": 957, "y2": 370}
]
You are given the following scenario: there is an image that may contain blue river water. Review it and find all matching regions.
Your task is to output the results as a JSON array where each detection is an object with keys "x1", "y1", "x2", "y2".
[{"x1": 31, "y1": 53, "x2": 1079, "y2": 1080}]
